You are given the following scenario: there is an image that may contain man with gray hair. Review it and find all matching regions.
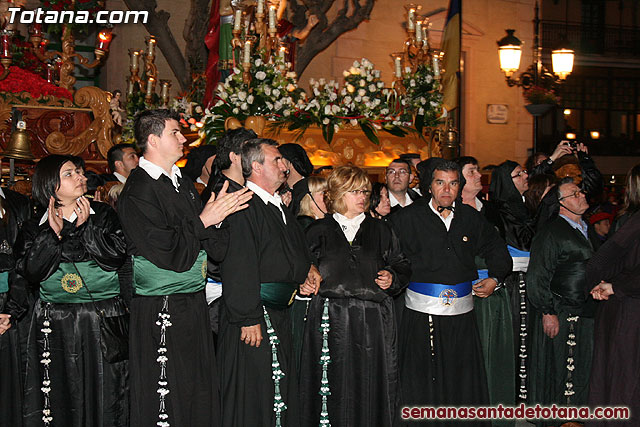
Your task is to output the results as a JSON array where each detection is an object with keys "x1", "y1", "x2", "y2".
[
  {"x1": 527, "y1": 177, "x2": 597, "y2": 425},
  {"x1": 219, "y1": 138, "x2": 321, "y2": 426}
]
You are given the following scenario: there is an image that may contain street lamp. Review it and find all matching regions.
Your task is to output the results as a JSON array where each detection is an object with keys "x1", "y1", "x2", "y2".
[{"x1": 496, "y1": 0, "x2": 575, "y2": 153}]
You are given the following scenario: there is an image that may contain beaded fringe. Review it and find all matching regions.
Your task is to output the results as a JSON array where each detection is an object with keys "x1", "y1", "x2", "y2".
[
  {"x1": 263, "y1": 306, "x2": 287, "y2": 427},
  {"x1": 564, "y1": 316, "x2": 579, "y2": 404},
  {"x1": 318, "y1": 298, "x2": 331, "y2": 426},
  {"x1": 156, "y1": 296, "x2": 172, "y2": 427},
  {"x1": 40, "y1": 303, "x2": 53, "y2": 426},
  {"x1": 517, "y1": 272, "x2": 528, "y2": 401}
]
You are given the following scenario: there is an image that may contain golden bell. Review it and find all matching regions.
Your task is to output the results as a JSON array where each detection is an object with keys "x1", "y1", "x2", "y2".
[{"x1": 3, "y1": 127, "x2": 35, "y2": 160}]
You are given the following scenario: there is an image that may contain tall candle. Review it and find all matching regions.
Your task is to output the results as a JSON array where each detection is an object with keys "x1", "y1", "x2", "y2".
[
  {"x1": 408, "y1": 9, "x2": 415, "y2": 30},
  {"x1": 234, "y1": 9, "x2": 242, "y2": 31},
  {"x1": 279, "y1": 46, "x2": 286, "y2": 61},
  {"x1": 394, "y1": 57, "x2": 402, "y2": 78},
  {"x1": 269, "y1": 6, "x2": 276, "y2": 30},
  {"x1": 422, "y1": 27, "x2": 428, "y2": 45},
  {"x1": 243, "y1": 41, "x2": 251, "y2": 63},
  {"x1": 146, "y1": 77, "x2": 155, "y2": 97},
  {"x1": 257, "y1": 0, "x2": 264, "y2": 15},
  {"x1": 147, "y1": 37, "x2": 156, "y2": 56},
  {"x1": 127, "y1": 80, "x2": 134, "y2": 96},
  {"x1": 130, "y1": 50, "x2": 139, "y2": 71},
  {"x1": 415, "y1": 21, "x2": 422, "y2": 43},
  {"x1": 432, "y1": 56, "x2": 440, "y2": 77}
]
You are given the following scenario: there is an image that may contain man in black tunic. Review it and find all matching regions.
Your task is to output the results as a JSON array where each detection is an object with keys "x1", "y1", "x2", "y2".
[
  {"x1": 118, "y1": 109, "x2": 252, "y2": 427},
  {"x1": 390, "y1": 160, "x2": 511, "y2": 425},
  {"x1": 201, "y1": 128, "x2": 256, "y2": 336},
  {"x1": 219, "y1": 138, "x2": 321, "y2": 427},
  {"x1": 527, "y1": 178, "x2": 596, "y2": 426}
]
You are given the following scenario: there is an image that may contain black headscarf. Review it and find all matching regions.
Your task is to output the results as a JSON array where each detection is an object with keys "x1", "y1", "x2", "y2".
[
  {"x1": 488, "y1": 160, "x2": 535, "y2": 249},
  {"x1": 489, "y1": 161, "x2": 529, "y2": 221},
  {"x1": 279, "y1": 143, "x2": 313, "y2": 177}
]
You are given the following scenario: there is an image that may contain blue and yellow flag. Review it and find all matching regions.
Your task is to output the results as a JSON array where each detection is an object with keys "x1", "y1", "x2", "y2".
[{"x1": 441, "y1": 0, "x2": 461, "y2": 112}]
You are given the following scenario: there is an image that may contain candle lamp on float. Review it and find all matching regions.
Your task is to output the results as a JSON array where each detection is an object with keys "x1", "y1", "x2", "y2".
[{"x1": 22, "y1": 25, "x2": 114, "y2": 91}]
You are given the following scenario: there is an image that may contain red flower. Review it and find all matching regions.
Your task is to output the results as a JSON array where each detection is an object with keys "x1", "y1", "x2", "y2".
[{"x1": 0, "y1": 66, "x2": 72, "y2": 100}]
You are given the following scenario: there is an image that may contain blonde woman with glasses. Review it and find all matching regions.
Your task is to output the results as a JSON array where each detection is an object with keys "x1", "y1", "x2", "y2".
[{"x1": 299, "y1": 166, "x2": 410, "y2": 427}]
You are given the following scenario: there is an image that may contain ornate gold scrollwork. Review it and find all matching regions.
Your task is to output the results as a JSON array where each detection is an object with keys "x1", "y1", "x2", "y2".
[{"x1": 44, "y1": 86, "x2": 114, "y2": 158}]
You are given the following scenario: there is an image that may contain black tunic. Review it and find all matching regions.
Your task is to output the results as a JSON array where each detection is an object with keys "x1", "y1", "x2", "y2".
[
  {"x1": 299, "y1": 216, "x2": 410, "y2": 427},
  {"x1": 203, "y1": 173, "x2": 244, "y2": 336},
  {"x1": 0, "y1": 189, "x2": 31, "y2": 427},
  {"x1": 118, "y1": 167, "x2": 226, "y2": 427},
  {"x1": 389, "y1": 199, "x2": 511, "y2": 425},
  {"x1": 486, "y1": 161, "x2": 536, "y2": 403},
  {"x1": 16, "y1": 201, "x2": 129, "y2": 427},
  {"x1": 527, "y1": 217, "x2": 596, "y2": 425},
  {"x1": 585, "y1": 212, "x2": 640, "y2": 427},
  {"x1": 219, "y1": 189, "x2": 312, "y2": 427}
]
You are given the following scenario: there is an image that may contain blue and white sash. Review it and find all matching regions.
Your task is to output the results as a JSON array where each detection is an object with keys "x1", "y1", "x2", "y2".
[
  {"x1": 205, "y1": 278, "x2": 222, "y2": 304},
  {"x1": 508, "y1": 245, "x2": 530, "y2": 272},
  {"x1": 405, "y1": 281, "x2": 474, "y2": 316}
]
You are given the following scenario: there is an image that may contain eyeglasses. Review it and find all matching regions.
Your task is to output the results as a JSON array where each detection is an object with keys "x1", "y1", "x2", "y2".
[
  {"x1": 511, "y1": 170, "x2": 528, "y2": 178},
  {"x1": 559, "y1": 189, "x2": 585, "y2": 201},
  {"x1": 386, "y1": 169, "x2": 409, "y2": 177},
  {"x1": 348, "y1": 189, "x2": 371, "y2": 196}
]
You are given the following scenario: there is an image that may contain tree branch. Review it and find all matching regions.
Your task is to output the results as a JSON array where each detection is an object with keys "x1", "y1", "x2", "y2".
[
  {"x1": 122, "y1": 0, "x2": 191, "y2": 90},
  {"x1": 295, "y1": 0, "x2": 376, "y2": 75},
  {"x1": 183, "y1": 0, "x2": 211, "y2": 74}
]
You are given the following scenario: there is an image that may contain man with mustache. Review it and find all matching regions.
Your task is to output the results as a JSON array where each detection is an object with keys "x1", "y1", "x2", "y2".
[{"x1": 390, "y1": 160, "x2": 511, "y2": 424}]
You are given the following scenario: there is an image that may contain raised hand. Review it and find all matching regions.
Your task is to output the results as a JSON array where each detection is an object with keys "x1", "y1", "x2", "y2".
[{"x1": 199, "y1": 180, "x2": 253, "y2": 228}]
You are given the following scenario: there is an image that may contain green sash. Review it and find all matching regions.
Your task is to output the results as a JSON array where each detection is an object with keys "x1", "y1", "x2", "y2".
[
  {"x1": 260, "y1": 282, "x2": 297, "y2": 310},
  {"x1": 40, "y1": 261, "x2": 119, "y2": 303},
  {"x1": 133, "y1": 250, "x2": 207, "y2": 296},
  {"x1": 0, "y1": 271, "x2": 8, "y2": 293}
]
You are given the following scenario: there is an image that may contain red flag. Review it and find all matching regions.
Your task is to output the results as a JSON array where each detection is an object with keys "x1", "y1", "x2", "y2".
[{"x1": 203, "y1": 0, "x2": 221, "y2": 108}]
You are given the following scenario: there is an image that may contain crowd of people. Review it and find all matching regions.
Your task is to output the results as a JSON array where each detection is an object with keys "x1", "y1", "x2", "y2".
[{"x1": 0, "y1": 108, "x2": 639, "y2": 427}]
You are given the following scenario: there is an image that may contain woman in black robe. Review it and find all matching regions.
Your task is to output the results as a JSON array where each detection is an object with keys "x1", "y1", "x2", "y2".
[
  {"x1": 300, "y1": 166, "x2": 411, "y2": 427},
  {"x1": 486, "y1": 161, "x2": 536, "y2": 402},
  {"x1": 0, "y1": 187, "x2": 32, "y2": 427},
  {"x1": 16, "y1": 155, "x2": 128, "y2": 427},
  {"x1": 586, "y1": 164, "x2": 640, "y2": 426}
]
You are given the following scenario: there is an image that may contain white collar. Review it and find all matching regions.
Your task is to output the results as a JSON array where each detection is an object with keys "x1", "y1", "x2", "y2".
[
  {"x1": 429, "y1": 199, "x2": 455, "y2": 231},
  {"x1": 113, "y1": 171, "x2": 127, "y2": 184},
  {"x1": 246, "y1": 180, "x2": 286, "y2": 224},
  {"x1": 39, "y1": 206, "x2": 96, "y2": 226},
  {"x1": 474, "y1": 197, "x2": 484, "y2": 212},
  {"x1": 196, "y1": 176, "x2": 206, "y2": 185},
  {"x1": 138, "y1": 157, "x2": 182, "y2": 191},
  {"x1": 333, "y1": 212, "x2": 366, "y2": 242},
  {"x1": 0, "y1": 188, "x2": 5, "y2": 219},
  {"x1": 389, "y1": 191, "x2": 412, "y2": 208}
]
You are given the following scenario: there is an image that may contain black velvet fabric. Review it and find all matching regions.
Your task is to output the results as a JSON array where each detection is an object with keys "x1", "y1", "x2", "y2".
[
  {"x1": 527, "y1": 217, "x2": 596, "y2": 316},
  {"x1": 118, "y1": 167, "x2": 229, "y2": 271},
  {"x1": 218, "y1": 185, "x2": 312, "y2": 426},
  {"x1": 487, "y1": 161, "x2": 534, "y2": 251},
  {"x1": 17, "y1": 202, "x2": 126, "y2": 284},
  {"x1": 23, "y1": 297, "x2": 129, "y2": 427},
  {"x1": 306, "y1": 216, "x2": 411, "y2": 301},
  {"x1": 585, "y1": 212, "x2": 640, "y2": 426},
  {"x1": 398, "y1": 309, "x2": 491, "y2": 427},
  {"x1": 218, "y1": 305, "x2": 299, "y2": 427},
  {"x1": 389, "y1": 198, "x2": 512, "y2": 285},
  {"x1": 16, "y1": 200, "x2": 129, "y2": 427},
  {"x1": 130, "y1": 292, "x2": 218, "y2": 427},
  {"x1": 299, "y1": 216, "x2": 410, "y2": 427},
  {"x1": 0, "y1": 189, "x2": 32, "y2": 427}
]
